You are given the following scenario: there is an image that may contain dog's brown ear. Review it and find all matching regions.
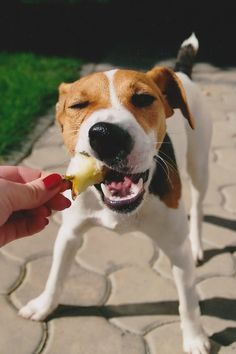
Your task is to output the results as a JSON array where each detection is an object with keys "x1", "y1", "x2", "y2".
[
  {"x1": 147, "y1": 66, "x2": 195, "y2": 129},
  {"x1": 56, "y1": 82, "x2": 72, "y2": 130}
]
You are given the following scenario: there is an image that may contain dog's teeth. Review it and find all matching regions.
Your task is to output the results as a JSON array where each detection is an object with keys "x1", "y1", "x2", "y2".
[
  {"x1": 131, "y1": 178, "x2": 143, "y2": 195},
  {"x1": 137, "y1": 178, "x2": 143, "y2": 188},
  {"x1": 101, "y1": 183, "x2": 111, "y2": 198}
]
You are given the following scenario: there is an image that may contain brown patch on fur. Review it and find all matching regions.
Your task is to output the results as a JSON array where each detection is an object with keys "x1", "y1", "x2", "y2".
[
  {"x1": 147, "y1": 66, "x2": 195, "y2": 129},
  {"x1": 56, "y1": 72, "x2": 110, "y2": 154},
  {"x1": 149, "y1": 134, "x2": 181, "y2": 209},
  {"x1": 113, "y1": 70, "x2": 167, "y2": 148},
  {"x1": 162, "y1": 167, "x2": 181, "y2": 208}
]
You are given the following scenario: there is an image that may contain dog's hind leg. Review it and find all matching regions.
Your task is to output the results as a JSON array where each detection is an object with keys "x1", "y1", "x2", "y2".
[
  {"x1": 19, "y1": 222, "x2": 88, "y2": 321},
  {"x1": 185, "y1": 91, "x2": 212, "y2": 263},
  {"x1": 158, "y1": 233, "x2": 210, "y2": 354}
]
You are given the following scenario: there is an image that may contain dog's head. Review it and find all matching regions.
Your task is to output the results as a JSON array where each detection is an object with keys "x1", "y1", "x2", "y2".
[{"x1": 56, "y1": 67, "x2": 194, "y2": 213}]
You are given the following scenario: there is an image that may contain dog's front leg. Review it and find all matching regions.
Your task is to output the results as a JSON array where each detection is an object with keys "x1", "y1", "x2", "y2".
[
  {"x1": 19, "y1": 222, "x2": 87, "y2": 321},
  {"x1": 162, "y1": 237, "x2": 210, "y2": 354}
]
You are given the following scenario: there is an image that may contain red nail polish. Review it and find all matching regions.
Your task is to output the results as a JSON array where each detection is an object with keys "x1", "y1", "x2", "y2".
[{"x1": 42, "y1": 174, "x2": 62, "y2": 190}]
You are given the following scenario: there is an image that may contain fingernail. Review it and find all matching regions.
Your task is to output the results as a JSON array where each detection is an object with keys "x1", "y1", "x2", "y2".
[
  {"x1": 42, "y1": 174, "x2": 62, "y2": 190},
  {"x1": 65, "y1": 199, "x2": 72, "y2": 208}
]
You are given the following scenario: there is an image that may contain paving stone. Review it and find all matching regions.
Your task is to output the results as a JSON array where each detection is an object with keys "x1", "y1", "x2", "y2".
[
  {"x1": 203, "y1": 161, "x2": 236, "y2": 209},
  {"x1": 80, "y1": 63, "x2": 96, "y2": 77},
  {"x1": 23, "y1": 145, "x2": 70, "y2": 169},
  {"x1": 202, "y1": 222, "x2": 236, "y2": 249},
  {"x1": 154, "y1": 244, "x2": 235, "y2": 283},
  {"x1": 76, "y1": 227, "x2": 156, "y2": 274},
  {"x1": 34, "y1": 124, "x2": 63, "y2": 149},
  {"x1": 44, "y1": 317, "x2": 146, "y2": 354},
  {"x1": 211, "y1": 121, "x2": 236, "y2": 148},
  {"x1": 93, "y1": 63, "x2": 115, "y2": 72},
  {"x1": 145, "y1": 321, "x2": 220, "y2": 354},
  {"x1": 110, "y1": 315, "x2": 179, "y2": 335},
  {"x1": 215, "y1": 148, "x2": 236, "y2": 171},
  {"x1": 11, "y1": 256, "x2": 108, "y2": 309},
  {"x1": 197, "y1": 277, "x2": 236, "y2": 348},
  {"x1": 107, "y1": 266, "x2": 178, "y2": 305},
  {"x1": 222, "y1": 93, "x2": 236, "y2": 110},
  {"x1": 202, "y1": 315, "x2": 236, "y2": 346},
  {"x1": 197, "y1": 276, "x2": 236, "y2": 301},
  {"x1": 212, "y1": 71, "x2": 236, "y2": 85},
  {"x1": 194, "y1": 63, "x2": 221, "y2": 74},
  {"x1": 196, "y1": 253, "x2": 235, "y2": 282},
  {"x1": 206, "y1": 105, "x2": 228, "y2": 121},
  {"x1": 0, "y1": 295, "x2": 43, "y2": 354},
  {"x1": 145, "y1": 322, "x2": 183, "y2": 354},
  {"x1": 218, "y1": 344, "x2": 236, "y2": 354},
  {"x1": 227, "y1": 111, "x2": 236, "y2": 123},
  {"x1": 0, "y1": 251, "x2": 23, "y2": 294},
  {"x1": 204, "y1": 182, "x2": 223, "y2": 208},
  {"x1": 46, "y1": 163, "x2": 69, "y2": 175},
  {"x1": 222, "y1": 185, "x2": 236, "y2": 214},
  {"x1": 2, "y1": 220, "x2": 59, "y2": 262},
  {"x1": 203, "y1": 204, "x2": 236, "y2": 221}
]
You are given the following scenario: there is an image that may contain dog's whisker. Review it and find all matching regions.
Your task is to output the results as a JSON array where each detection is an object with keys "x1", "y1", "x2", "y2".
[
  {"x1": 155, "y1": 141, "x2": 172, "y2": 144},
  {"x1": 154, "y1": 155, "x2": 171, "y2": 184},
  {"x1": 158, "y1": 151, "x2": 179, "y2": 175}
]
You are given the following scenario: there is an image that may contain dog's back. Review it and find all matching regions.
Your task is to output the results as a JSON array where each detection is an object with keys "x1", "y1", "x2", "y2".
[{"x1": 166, "y1": 34, "x2": 212, "y2": 175}]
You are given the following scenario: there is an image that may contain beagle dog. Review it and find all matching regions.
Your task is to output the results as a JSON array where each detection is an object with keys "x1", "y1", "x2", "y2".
[{"x1": 20, "y1": 34, "x2": 212, "y2": 354}]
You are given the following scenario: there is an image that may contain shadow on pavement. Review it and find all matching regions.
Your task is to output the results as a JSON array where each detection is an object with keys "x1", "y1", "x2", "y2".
[
  {"x1": 48, "y1": 297, "x2": 236, "y2": 346},
  {"x1": 204, "y1": 215, "x2": 236, "y2": 232}
]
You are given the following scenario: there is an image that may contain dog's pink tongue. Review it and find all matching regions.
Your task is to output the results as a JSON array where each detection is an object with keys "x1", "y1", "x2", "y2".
[{"x1": 107, "y1": 177, "x2": 132, "y2": 197}]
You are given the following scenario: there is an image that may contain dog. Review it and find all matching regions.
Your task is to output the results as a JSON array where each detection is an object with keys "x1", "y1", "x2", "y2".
[{"x1": 20, "y1": 33, "x2": 212, "y2": 354}]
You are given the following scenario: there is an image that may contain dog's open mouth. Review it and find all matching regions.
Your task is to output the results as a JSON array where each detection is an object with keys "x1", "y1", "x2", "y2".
[{"x1": 95, "y1": 169, "x2": 149, "y2": 213}]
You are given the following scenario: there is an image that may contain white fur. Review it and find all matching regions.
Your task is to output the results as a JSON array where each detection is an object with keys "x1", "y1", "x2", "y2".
[
  {"x1": 19, "y1": 70, "x2": 212, "y2": 354},
  {"x1": 76, "y1": 69, "x2": 156, "y2": 173},
  {"x1": 181, "y1": 32, "x2": 199, "y2": 52},
  {"x1": 105, "y1": 69, "x2": 120, "y2": 107}
]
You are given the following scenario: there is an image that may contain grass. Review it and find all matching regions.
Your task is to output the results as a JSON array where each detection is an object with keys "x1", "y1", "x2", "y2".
[{"x1": 0, "y1": 52, "x2": 81, "y2": 160}]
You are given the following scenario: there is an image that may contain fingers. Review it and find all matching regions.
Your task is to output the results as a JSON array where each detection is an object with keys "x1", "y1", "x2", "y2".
[
  {"x1": 8, "y1": 174, "x2": 68, "y2": 212},
  {"x1": 0, "y1": 215, "x2": 49, "y2": 247},
  {"x1": 45, "y1": 194, "x2": 71, "y2": 211},
  {"x1": 31, "y1": 193, "x2": 71, "y2": 215},
  {"x1": 30, "y1": 205, "x2": 52, "y2": 218},
  {"x1": 0, "y1": 166, "x2": 42, "y2": 183}
]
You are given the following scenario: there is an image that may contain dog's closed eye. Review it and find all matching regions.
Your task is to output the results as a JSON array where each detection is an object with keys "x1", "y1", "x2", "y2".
[
  {"x1": 131, "y1": 93, "x2": 156, "y2": 108},
  {"x1": 69, "y1": 101, "x2": 90, "y2": 109}
]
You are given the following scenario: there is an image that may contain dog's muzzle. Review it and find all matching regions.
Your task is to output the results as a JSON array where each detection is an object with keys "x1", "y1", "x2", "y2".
[
  {"x1": 89, "y1": 122, "x2": 134, "y2": 166},
  {"x1": 88, "y1": 122, "x2": 151, "y2": 213}
]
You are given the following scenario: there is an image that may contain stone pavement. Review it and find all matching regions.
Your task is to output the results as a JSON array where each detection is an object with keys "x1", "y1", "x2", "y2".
[{"x1": 1, "y1": 62, "x2": 236, "y2": 354}]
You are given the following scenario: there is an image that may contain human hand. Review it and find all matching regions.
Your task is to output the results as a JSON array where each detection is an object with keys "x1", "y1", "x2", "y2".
[{"x1": 0, "y1": 166, "x2": 71, "y2": 246}]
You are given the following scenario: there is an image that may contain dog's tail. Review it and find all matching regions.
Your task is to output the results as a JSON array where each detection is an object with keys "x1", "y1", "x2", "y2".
[{"x1": 174, "y1": 33, "x2": 199, "y2": 78}]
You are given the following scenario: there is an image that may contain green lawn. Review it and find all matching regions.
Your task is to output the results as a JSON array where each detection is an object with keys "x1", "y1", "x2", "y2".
[{"x1": 0, "y1": 52, "x2": 81, "y2": 160}]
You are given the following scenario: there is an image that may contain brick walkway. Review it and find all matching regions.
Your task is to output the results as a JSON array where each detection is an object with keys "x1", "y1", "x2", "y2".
[{"x1": 0, "y1": 63, "x2": 236, "y2": 354}]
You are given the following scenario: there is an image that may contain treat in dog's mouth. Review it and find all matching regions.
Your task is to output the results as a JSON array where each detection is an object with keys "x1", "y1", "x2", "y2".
[
  {"x1": 64, "y1": 152, "x2": 149, "y2": 213},
  {"x1": 95, "y1": 168, "x2": 149, "y2": 213},
  {"x1": 64, "y1": 153, "x2": 105, "y2": 199}
]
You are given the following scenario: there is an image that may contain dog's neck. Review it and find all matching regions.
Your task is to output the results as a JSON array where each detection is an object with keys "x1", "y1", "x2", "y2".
[{"x1": 149, "y1": 134, "x2": 181, "y2": 209}]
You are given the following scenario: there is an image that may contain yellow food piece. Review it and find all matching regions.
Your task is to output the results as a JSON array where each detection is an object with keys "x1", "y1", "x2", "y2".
[{"x1": 64, "y1": 154, "x2": 105, "y2": 199}]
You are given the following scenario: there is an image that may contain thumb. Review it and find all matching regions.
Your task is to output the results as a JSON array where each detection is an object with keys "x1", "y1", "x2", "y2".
[{"x1": 8, "y1": 174, "x2": 64, "y2": 212}]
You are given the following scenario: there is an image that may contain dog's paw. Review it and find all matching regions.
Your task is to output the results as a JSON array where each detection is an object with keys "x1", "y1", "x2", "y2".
[
  {"x1": 183, "y1": 332, "x2": 210, "y2": 354},
  {"x1": 19, "y1": 293, "x2": 58, "y2": 321}
]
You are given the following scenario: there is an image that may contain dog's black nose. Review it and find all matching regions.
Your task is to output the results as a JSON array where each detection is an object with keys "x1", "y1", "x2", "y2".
[{"x1": 89, "y1": 122, "x2": 133, "y2": 163}]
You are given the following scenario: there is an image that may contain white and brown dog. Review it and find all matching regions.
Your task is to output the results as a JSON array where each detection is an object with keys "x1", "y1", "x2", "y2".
[{"x1": 20, "y1": 34, "x2": 212, "y2": 354}]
